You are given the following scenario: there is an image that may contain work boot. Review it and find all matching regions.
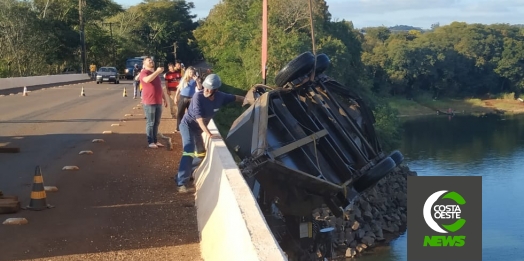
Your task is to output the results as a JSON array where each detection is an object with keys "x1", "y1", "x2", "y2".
[{"x1": 177, "y1": 185, "x2": 195, "y2": 194}]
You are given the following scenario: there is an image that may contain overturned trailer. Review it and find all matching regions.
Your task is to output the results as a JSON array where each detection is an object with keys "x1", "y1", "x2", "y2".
[{"x1": 225, "y1": 52, "x2": 403, "y2": 259}]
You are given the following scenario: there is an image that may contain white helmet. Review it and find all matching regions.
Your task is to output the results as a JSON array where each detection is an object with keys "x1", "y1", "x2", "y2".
[{"x1": 203, "y1": 74, "x2": 221, "y2": 90}]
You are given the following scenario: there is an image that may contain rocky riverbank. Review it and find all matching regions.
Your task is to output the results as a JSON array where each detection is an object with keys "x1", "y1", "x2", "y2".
[{"x1": 312, "y1": 164, "x2": 416, "y2": 259}]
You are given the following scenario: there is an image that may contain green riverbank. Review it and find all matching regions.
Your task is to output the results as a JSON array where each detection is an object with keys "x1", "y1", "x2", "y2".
[{"x1": 388, "y1": 95, "x2": 524, "y2": 118}]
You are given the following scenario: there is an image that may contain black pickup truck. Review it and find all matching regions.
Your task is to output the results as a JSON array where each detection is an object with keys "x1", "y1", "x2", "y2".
[{"x1": 225, "y1": 51, "x2": 403, "y2": 260}]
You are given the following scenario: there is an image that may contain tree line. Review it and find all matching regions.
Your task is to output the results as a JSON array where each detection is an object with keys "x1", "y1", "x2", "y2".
[
  {"x1": 4, "y1": 0, "x2": 521, "y2": 102},
  {"x1": 3, "y1": 0, "x2": 523, "y2": 149},
  {"x1": 193, "y1": 0, "x2": 405, "y2": 149},
  {"x1": 362, "y1": 23, "x2": 524, "y2": 99},
  {"x1": 193, "y1": 0, "x2": 524, "y2": 149},
  {"x1": 196, "y1": 1, "x2": 524, "y2": 102},
  {"x1": 0, "y1": 0, "x2": 524, "y2": 101},
  {"x1": 0, "y1": 0, "x2": 200, "y2": 77}
]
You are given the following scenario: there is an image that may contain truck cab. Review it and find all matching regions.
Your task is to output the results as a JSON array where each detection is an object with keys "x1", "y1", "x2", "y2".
[{"x1": 124, "y1": 57, "x2": 145, "y2": 79}]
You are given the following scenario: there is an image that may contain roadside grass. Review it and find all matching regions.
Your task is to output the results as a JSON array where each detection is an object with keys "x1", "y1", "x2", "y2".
[{"x1": 387, "y1": 97, "x2": 434, "y2": 116}]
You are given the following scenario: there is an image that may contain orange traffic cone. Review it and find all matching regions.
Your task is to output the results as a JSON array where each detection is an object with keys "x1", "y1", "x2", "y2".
[
  {"x1": 123, "y1": 87, "x2": 127, "y2": 97},
  {"x1": 80, "y1": 86, "x2": 86, "y2": 96},
  {"x1": 22, "y1": 86, "x2": 28, "y2": 96},
  {"x1": 24, "y1": 166, "x2": 54, "y2": 211}
]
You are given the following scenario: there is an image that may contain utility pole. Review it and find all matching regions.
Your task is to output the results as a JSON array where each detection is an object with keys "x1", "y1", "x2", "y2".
[
  {"x1": 109, "y1": 23, "x2": 115, "y2": 66},
  {"x1": 261, "y1": 0, "x2": 268, "y2": 84},
  {"x1": 173, "y1": 41, "x2": 178, "y2": 62},
  {"x1": 79, "y1": 0, "x2": 86, "y2": 74},
  {"x1": 102, "y1": 22, "x2": 118, "y2": 66},
  {"x1": 308, "y1": 0, "x2": 317, "y2": 81}
]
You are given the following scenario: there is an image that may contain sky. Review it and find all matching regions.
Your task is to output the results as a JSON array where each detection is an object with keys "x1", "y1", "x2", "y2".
[{"x1": 115, "y1": 0, "x2": 524, "y2": 29}]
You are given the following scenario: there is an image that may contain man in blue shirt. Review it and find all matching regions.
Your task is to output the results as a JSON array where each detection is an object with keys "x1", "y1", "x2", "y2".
[{"x1": 176, "y1": 74, "x2": 245, "y2": 193}]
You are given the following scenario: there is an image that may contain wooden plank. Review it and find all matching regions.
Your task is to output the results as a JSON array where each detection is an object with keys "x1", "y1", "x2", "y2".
[
  {"x1": 0, "y1": 147, "x2": 20, "y2": 153},
  {"x1": 0, "y1": 196, "x2": 19, "y2": 201},
  {"x1": 0, "y1": 199, "x2": 21, "y2": 214}
]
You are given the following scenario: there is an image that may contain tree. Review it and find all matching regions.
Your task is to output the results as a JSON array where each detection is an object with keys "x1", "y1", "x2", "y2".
[
  {"x1": 0, "y1": 0, "x2": 200, "y2": 76},
  {"x1": 193, "y1": 0, "x2": 401, "y2": 146},
  {"x1": 495, "y1": 38, "x2": 524, "y2": 96},
  {"x1": 360, "y1": 22, "x2": 524, "y2": 99}
]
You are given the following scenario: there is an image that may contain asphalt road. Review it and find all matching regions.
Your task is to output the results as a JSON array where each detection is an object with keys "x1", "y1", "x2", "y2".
[{"x1": 0, "y1": 80, "x2": 201, "y2": 261}]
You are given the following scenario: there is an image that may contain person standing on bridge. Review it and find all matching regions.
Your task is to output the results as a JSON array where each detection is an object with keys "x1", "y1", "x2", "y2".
[
  {"x1": 133, "y1": 64, "x2": 141, "y2": 99},
  {"x1": 89, "y1": 63, "x2": 97, "y2": 80},
  {"x1": 173, "y1": 66, "x2": 201, "y2": 132},
  {"x1": 140, "y1": 57, "x2": 169, "y2": 149},
  {"x1": 163, "y1": 62, "x2": 184, "y2": 119},
  {"x1": 175, "y1": 74, "x2": 245, "y2": 193}
]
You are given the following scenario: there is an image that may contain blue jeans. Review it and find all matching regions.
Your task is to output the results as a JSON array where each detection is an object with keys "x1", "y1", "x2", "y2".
[
  {"x1": 176, "y1": 122, "x2": 205, "y2": 186},
  {"x1": 144, "y1": 104, "x2": 162, "y2": 144}
]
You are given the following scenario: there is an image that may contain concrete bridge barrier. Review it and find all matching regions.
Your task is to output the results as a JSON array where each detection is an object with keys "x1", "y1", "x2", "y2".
[
  {"x1": 193, "y1": 120, "x2": 288, "y2": 261},
  {"x1": 0, "y1": 74, "x2": 91, "y2": 94}
]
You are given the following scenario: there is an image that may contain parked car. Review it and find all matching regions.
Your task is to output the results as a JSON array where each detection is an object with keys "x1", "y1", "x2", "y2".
[
  {"x1": 225, "y1": 51, "x2": 404, "y2": 260},
  {"x1": 96, "y1": 67, "x2": 120, "y2": 84},
  {"x1": 61, "y1": 67, "x2": 79, "y2": 74}
]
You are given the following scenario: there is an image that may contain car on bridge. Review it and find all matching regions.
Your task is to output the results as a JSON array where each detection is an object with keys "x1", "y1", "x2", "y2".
[{"x1": 95, "y1": 67, "x2": 120, "y2": 84}]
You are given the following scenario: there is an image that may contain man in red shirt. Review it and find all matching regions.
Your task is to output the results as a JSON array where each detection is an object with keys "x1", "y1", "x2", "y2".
[
  {"x1": 164, "y1": 62, "x2": 183, "y2": 119},
  {"x1": 140, "y1": 57, "x2": 168, "y2": 149}
]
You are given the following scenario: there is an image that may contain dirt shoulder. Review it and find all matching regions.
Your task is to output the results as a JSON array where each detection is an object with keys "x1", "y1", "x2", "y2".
[{"x1": 0, "y1": 105, "x2": 201, "y2": 261}]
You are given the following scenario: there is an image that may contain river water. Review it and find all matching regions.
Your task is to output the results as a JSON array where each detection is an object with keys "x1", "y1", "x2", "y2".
[{"x1": 360, "y1": 113, "x2": 524, "y2": 261}]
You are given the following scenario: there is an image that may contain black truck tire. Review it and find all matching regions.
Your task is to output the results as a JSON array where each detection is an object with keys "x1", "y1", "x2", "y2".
[
  {"x1": 388, "y1": 150, "x2": 404, "y2": 166},
  {"x1": 354, "y1": 156, "x2": 396, "y2": 193},
  {"x1": 313, "y1": 53, "x2": 330, "y2": 76},
  {"x1": 274, "y1": 51, "x2": 315, "y2": 87}
]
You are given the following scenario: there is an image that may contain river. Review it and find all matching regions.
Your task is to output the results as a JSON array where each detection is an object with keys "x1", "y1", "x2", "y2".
[{"x1": 360, "y1": 113, "x2": 524, "y2": 261}]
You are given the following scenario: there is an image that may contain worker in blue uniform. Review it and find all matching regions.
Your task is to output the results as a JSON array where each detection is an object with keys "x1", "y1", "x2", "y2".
[{"x1": 175, "y1": 74, "x2": 245, "y2": 193}]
